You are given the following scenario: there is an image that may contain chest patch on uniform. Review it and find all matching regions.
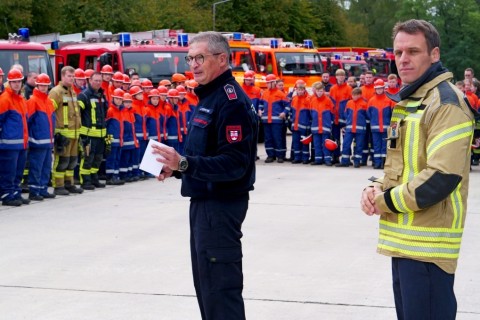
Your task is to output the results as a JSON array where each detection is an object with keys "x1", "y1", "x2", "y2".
[
  {"x1": 224, "y1": 84, "x2": 237, "y2": 100},
  {"x1": 226, "y1": 125, "x2": 242, "y2": 143}
]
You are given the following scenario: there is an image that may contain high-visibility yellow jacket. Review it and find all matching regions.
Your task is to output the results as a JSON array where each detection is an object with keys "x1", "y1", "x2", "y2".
[
  {"x1": 49, "y1": 82, "x2": 81, "y2": 139},
  {"x1": 371, "y1": 70, "x2": 475, "y2": 274}
]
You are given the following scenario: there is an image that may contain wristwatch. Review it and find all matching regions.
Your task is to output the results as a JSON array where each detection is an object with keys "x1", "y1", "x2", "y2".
[{"x1": 178, "y1": 156, "x2": 188, "y2": 173}]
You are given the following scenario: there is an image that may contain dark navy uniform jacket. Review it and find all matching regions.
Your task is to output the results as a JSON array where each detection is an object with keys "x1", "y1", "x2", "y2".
[{"x1": 180, "y1": 69, "x2": 258, "y2": 199}]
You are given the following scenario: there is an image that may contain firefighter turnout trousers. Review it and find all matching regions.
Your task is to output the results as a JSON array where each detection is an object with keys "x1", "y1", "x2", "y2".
[
  {"x1": 53, "y1": 137, "x2": 79, "y2": 188},
  {"x1": 79, "y1": 136, "x2": 105, "y2": 185}
]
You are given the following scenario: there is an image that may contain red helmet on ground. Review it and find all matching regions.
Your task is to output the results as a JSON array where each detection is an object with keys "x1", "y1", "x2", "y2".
[
  {"x1": 265, "y1": 74, "x2": 277, "y2": 83},
  {"x1": 300, "y1": 134, "x2": 312, "y2": 145},
  {"x1": 112, "y1": 71, "x2": 124, "y2": 82},
  {"x1": 167, "y1": 89, "x2": 180, "y2": 98},
  {"x1": 176, "y1": 85, "x2": 186, "y2": 94},
  {"x1": 244, "y1": 71, "x2": 255, "y2": 80},
  {"x1": 112, "y1": 88, "x2": 125, "y2": 99},
  {"x1": 123, "y1": 93, "x2": 133, "y2": 102},
  {"x1": 74, "y1": 68, "x2": 86, "y2": 79},
  {"x1": 295, "y1": 79, "x2": 307, "y2": 88},
  {"x1": 141, "y1": 79, "x2": 153, "y2": 88},
  {"x1": 130, "y1": 80, "x2": 142, "y2": 88},
  {"x1": 186, "y1": 79, "x2": 199, "y2": 88},
  {"x1": 171, "y1": 73, "x2": 187, "y2": 83},
  {"x1": 7, "y1": 69, "x2": 23, "y2": 81},
  {"x1": 374, "y1": 79, "x2": 385, "y2": 89},
  {"x1": 0, "y1": 67, "x2": 4, "y2": 76},
  {"x1": 101, "y1": 65, "x2": 113, "y2": 74},
  {"x1": 35, "y1": 73, "x2": 51, "y2": 85},
  {"x1": 159, "y1": 79, "x2": 172, "y2": 87},
  {"x1": 123, "y1": 74, "x2": 131, "y2": 84},
  {"x1": 325, "y1": 139, "x2": 338, "y2": 151},
  {"x1": 84, "y1": 69, "x2": 95, "y2": 79},
  {"x1": 129, "y1": 86, "x2": 143, "y2": 96},
  {"x1": 157, "y1": 85, "x2": 168, "y2": 95},
  {"x1": 148, "y1": 89, "x2": 160, "y2": 97}
]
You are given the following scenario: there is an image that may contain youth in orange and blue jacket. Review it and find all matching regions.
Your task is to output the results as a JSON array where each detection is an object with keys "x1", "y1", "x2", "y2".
[
  {"x1": 259, "y1": 81, "x2": 289, "y2": 161},
  {"x1": 164, "y1": 99, "x2": 183, "y2": 153},
  {"x1": 287, "y1": 88, "x2": 311, "y2": 163},
  {"x1": 27, "y1": 87, "x2": 55, "y2": 198},
  {"x1": 146, "y1": 95, "x2": 166, "y2": 143},
  {"x1": 340, "y1": 91, "x2": 368, "y2": 166},
  {"x1": 177, "y1": 92, "x2": 193, "y2": 155},
  {"x1": 367, "y1": 86, "x2": 394, "y2": 169},
  {"x1": 329, "y1": 73, "x2": 352, "y2": 160},
  {"x1": 120, "y1": 97, "x2": 138, "y2": 182},
  {"x1": 131, "y1": 92, "x2": 148, "y2": 179},
  {"x1": 0, "y1": 85, "x2": 29, "y2": 204},
  {"x1": 309, "y1": 83, "x2": 335, "y2": 165},
  {"x1": 105, "y1": 96, "x2": 124, "y2": 181}
]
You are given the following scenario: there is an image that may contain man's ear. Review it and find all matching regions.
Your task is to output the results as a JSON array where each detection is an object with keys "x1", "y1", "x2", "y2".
[{"x1": 431, "y1": 47, "x2": 440, "y2": 63}]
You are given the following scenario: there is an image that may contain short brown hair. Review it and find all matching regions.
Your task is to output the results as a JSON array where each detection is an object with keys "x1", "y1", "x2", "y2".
[
  {"x1": 61, "y1": 66, "x2": 75, "y2": 77},
  {"x1": 352, "y1": 87, "x2": 362, "y2": 95},
  {"x1": 387, "y1": 74, "x2": 398, "y2": 80},
  {"x1": 392, "y1": 19, "x2": 440, "y2": 53},
  {"x1": 312, "y1": 81, "x2": 324, "y2": 90}
]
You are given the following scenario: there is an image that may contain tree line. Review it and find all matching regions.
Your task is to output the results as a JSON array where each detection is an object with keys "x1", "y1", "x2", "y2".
[{"x1": 1, "y1": 0, "x2": 478, "y2": 79}]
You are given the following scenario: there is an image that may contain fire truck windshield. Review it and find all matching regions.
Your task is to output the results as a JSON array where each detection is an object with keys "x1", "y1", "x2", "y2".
[
  {"x1": 275, "y1": 52, "x2": 323, "y2": 75},
  {"x1": 122, "y1": 51, "x2": 189, "y2": 83},
  {"x1": 230, "y1": 47, "x2": 255, "y2": 72},
  {"x1": 0, "y1": 50, "x2": 53, "y2": 80}
]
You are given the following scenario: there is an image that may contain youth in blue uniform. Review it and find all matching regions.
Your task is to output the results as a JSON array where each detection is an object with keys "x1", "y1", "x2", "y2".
[
  {"x1": 105, "y1": 88, "x2": 126, "y2": 185},
  {"x1": 152, "y1": 32, "x2": 258, "y2": 320}
]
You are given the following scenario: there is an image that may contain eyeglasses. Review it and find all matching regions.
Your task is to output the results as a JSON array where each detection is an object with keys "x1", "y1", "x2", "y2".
[{"x1": 185, "y1": 53, "x2": 222, "y2": 65}]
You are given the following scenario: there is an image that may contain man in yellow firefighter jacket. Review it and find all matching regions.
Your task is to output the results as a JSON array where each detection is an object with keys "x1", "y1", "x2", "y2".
[
  {"x1": 360, "y1": 20, "x2": 476, "y2": 319},
  {"x1": 49, "y1": 66, "x2": 84, "y2": 195}
]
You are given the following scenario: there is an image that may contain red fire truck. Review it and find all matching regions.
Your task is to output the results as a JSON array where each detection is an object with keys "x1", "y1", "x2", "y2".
[{"x1": 0, "y1": 28, "x2": 55, "y2": 84}]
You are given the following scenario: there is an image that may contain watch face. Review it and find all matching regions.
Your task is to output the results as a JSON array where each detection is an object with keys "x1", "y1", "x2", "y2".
[{"x1": 179, "y1": 158, "x2": 188, "y2": 171}]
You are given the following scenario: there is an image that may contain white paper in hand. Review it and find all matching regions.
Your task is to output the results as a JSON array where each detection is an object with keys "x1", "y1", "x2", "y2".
[{"x1": 139, "y1": 139, "x2": 166, "y2": 177}]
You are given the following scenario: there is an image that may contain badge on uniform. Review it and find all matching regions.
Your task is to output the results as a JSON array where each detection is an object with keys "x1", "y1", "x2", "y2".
[
  {"x1": 224, "y1": 84, "x2": 237, "y2": 100},
  {"x1": 226, "y1": 125, "x2": 242, "y2": 143}
]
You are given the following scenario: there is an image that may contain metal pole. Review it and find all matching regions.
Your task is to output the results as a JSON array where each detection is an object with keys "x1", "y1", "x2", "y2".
[{"x1": 212, "y1": 0, "x2": 231, "y2": 31}]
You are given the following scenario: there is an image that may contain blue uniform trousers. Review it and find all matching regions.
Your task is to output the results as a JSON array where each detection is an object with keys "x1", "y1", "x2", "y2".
[
  {"x1": 0, "y1": 149, "x2": 27, "y2": 202},
  {"x1": 361, "y1": 123, "x2": 373, "y2": 164},
  {"x1": 392, "y1": 257, "x2": 456, "y2": 320},
  {"x1": 105, "y1": 146, "x2": 121, "y2": 179},
  {"x1": 190, "y1": 194, "x2": 248, "y2": 320},
  {"x1": 263, "y1": 123, "x2": 286, "y2": 159},
  {"x1": 331, "y1": 124, "x2": 342, "y2": 159},
  {"x1": 119, "y1": 148, "x2": 135, "y2": 180},
  {"x1": 292, "y1": 131, "x2": 310, "y2": 162},
  {"x1": 28, "y1": 147, "x2": 52, "y2": 196},
  {"x1": 371, "y1": 132, "x2": 387, "y2": 167},
  {"x1": 341, "y1": 132, "x2": 365, "y2": 165},
  {"x1": 312, "y1": 133, "x2": 332, "y2": 164},
  {"x1": 132, "y1": 139, "x2": 148, "y2": 177}
]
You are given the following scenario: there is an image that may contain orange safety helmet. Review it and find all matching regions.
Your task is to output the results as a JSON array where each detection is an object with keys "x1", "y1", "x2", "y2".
[
  {"x1": 176, "y1": 85, "x2": 186, "y2": 94},
  {"x1": 130, "y1": 80, "x2": 142, "y2": 88},
  {"x1": 141, "y1": 79, "x2": 153, "y2": 88},
  {"x1": 123, "y1": 93, "x2": 133, "y2": 102},
  {"x1": 300, "y1": 134, "x2": 312, "y2": 145},
  {"x1": 265, "y1": 74, "x2": 277, "y2": 83},
  {"x1": 123, "y1": 74, "x2": 131, "y2": 84},
  {"x1": 324, "y1": 138, "x2": 338, "y2": 151},
  {"x1": 84, "y1": 69, "x2": 95, "y2": 79},
  {"x1": 186, "y1": 79, "x2": 199, "y2": 88},
  {"x1": 74, "y1": 68, "x2": 86, "y2": 79},
  {"x1": 129, "y1": 86, "x2": 143, "y2": 96},
  {"x1": 159, "y1": 79, "x2": 172, "y2": 87},
  {"x1": 7, "y1": 69, "x2": 24, "y2": 81},
  {"x1": 112, "y1": 88, "x2": 125, "y2": 99},
  {"x1": 374, "y1": 79, "x2": 385, "y2": 89},
  {"x1": 171, "y1": 73, "x2": 187, "y2": 83},
  {"x1": 112, "y1": 71, "x2": 124, "y2": 82},
  {"x1": 148, "y1": 89, "x2": 160, "y2": 97},
  {"x1": 295, "y1": 79, "x2": 307, "y2": 88},
  {"x1": 244, "y1": 70, "x2": 255, "y2": 80},
  {"x1": 101, "y1": 64, "x2": 113, "y2": 74},
  {"x1": 35, "y1": 73, "x2": 51, "y2": 85},
  {"x1": 0, "y1": 67, "x2": 4, "y2": 76},
  {"x1": 157, "y1": 85, "x2": 168, "y2": 95},
  {"x1": 167, "y1": 88, "x2": 180, "y2": 98}
]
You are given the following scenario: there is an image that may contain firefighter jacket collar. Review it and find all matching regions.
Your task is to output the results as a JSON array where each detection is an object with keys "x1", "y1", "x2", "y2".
[
  {"x1": 387, "y1": 61, "x2": 448, "y2": 103},
  {"x1": 194, "y1": 69, "x2": 233, "y2": 100}
]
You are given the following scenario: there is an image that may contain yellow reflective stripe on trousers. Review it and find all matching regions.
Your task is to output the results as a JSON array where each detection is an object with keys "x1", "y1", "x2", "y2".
[
  {"x1": 427, "y1": 120, "x2": 474, "y2": 159},
  {"x1": 450, "y1": 183, "x2": 463, "y2": 230}
]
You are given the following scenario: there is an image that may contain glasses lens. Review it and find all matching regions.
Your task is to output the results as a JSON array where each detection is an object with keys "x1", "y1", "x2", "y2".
[{"x1": 196, "y1": 55, "x2": 204, "y2": 65}]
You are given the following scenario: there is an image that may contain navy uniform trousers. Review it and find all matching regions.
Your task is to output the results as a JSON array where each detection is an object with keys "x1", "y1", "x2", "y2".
[
  {"x1": 190, "y1": 193, "x2": 249, "y2": 320},
  {"x1": 392, "y1": 257, "x2": 456, "y2": 320}
]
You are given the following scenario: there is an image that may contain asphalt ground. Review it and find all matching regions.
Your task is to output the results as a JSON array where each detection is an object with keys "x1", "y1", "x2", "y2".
[{"x1": 1, "y1": 145, "x2": 480, "y2": 319}]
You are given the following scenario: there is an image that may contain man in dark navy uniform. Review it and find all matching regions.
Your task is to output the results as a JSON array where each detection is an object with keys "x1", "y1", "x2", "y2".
[{"x1": 152, "y1": 31, "x2": 258, "y2": 320}]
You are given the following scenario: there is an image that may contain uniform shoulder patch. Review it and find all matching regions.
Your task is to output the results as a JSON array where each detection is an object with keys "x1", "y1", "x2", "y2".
[
  {"x1": 226, "y1": 125, "x2": 242, "y2": 143},
  {"x1": 224, "y1": 84, "x2": 237, "y2": 100}
]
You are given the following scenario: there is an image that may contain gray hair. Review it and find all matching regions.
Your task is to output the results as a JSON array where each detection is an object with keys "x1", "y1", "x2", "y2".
[{"x1": 190, "y1": 31, "x2": 231, "y2": 57}]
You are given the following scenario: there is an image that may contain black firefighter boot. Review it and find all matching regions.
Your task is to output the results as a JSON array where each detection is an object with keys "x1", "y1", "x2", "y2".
[
  {"x1": 80, "y1": 174, "x2": 95, "y2": 191},
  {"x1": 91, "y1": 173, "x2": 106, "y2": 188}
]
